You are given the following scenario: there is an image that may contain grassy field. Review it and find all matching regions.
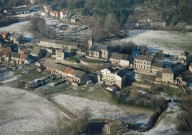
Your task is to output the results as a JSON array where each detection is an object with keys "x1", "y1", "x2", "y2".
[{"x1": 7, "y1": 69, "x2": 45, "y2": 87}]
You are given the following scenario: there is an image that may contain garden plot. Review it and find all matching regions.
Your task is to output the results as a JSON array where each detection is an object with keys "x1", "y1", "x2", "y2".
[
  {"x1": 0, "y1": 86, "x2": 71, "y2": 135},
  {"x1": 112, "y1": 30, "x2": 192, "y2": 55},
  {"x1": 144, "y1": 102, "x2": 184, "y2": 135},
  {"x1": 53, "y1": 94, "x2": 152, "y2": 125}
]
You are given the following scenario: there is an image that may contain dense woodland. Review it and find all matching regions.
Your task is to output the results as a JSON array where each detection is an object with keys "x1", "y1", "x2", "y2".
[{"x1": 5, "y1": 0, "x2": 192, "y2": 26}]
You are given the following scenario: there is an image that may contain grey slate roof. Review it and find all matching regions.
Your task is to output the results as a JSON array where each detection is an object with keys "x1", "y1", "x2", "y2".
[
  {"x1": 90, "y1": 43, "x2": 108, "y2": 52},
  {"x1": 156, "y1": 71, "x2": 162, "y2": 78},
  {"x1": 135, "y1": 55, "x2": 153, "y2": 62},
  {"x1": 72, "y1": 70, "x2": 87, "y2": 79},
  {"x1": 107, "y1": 67, "x2": 114, "y2": 72},
  {"x1": 2, "y1": 44, "x2": 10, "y2": 48},
  {"x1": 152, "y1": 62, "x2": 163, "y2": 67},
  {"x1": 31, "y1": 48, "x2": 41, "y2": 55},
  {"x1": 163, "y1": 68, "x2": 173, "y2": 74},
  {"x1": 110, "y1": 53, "x2": 133, "y2": 61},
  {"x1": 11, "y1": 33, "x2": 21, "y2": 40},
  {"x1": 116, "y1": 70, "x2": 126, "y2": 78},
  {"x1": 11, "y1": 52, "x2": 20, "y2": 58},
  {"x1": 18, "y1": 45, "x2": 26, "y2": 50},
  {"x1": 43, "y1": 60, "x2": 60, "y2": 70}
]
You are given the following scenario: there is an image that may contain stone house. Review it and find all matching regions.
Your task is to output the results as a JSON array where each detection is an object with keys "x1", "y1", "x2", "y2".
[
  {"x1": 178, "y1": 51, "x2": 192, "y2": 64},
  {"x1": 72, "y1": 70, "x2": 90, "y2": 85},
  {"x1": 18, "y1": 45, "x2": 29, "y2": 54},
  {"x1": 162, "y1": 68, "x2": 174, "y2": 84},
  {"x1": 1, "y1": 32, "x2": 11, "y2": 39},
  {"x1": 71, "y1": 18, "x2": 79, "y2": 23},
  {"x1": 110, "y1": 52, "x2": 133, "y2": 67},
  {"x1": 10, "y1": 52, "x2": 32, "y2": 65},
  {"x1": 98, "y1": 67, "x2": 127, "y2": 89},
  {"x1": 134, "y1": 55, "x2": 154, "y2": 72},
  {"x1": 103, "y1": 120, "x2": 128, "y2": 135},
  {"x1": 155, "y1": 71, "x2": 162, "y2": 82},
  {"x1": 88, "y1": 40, "x2": 109, "y2": 59},
  {"x1": 10, "y1": 33, "x2": 23, "y2": 44},
  {"x1": 56, "y1": 49, "x2": 66, "y2": 61},
  {"x1": 152, "y1": 62, "x2": 163, "y2": 73},
  {"x1": 1, "y1": 44, "x2": 11, "y2": 56},
  {"x1": 30, "y1": 47, "x2": 44, "y2": 60},
  {"x1": 46, "y1": 47, "x2": 55, "y2": 54},
  {"x1": 39, "y1": 41, "x2": 79, "y2": 51},
  {"x1": 43, "y1": 60, "x2": 89, "y2": 85},
  {"x1": 60, "y1": 11, "x2": 68, "y2": 19}
]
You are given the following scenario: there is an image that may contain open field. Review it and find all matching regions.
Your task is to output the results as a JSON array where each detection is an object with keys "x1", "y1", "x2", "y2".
[
  {"x1": 0, "y1": 86, "x2": 71, "y2": 135},
  {"x1": 112, "y1": 30, "x2": 192, "y2": 55},
  {"x1": 0, "y1": 21, "x2": 33, "y2": 38},
  {"x1": 144, "y1": 102, "x2": 184, "y2": 135},
  {"x1": 52, "y1": 94, "x2": 153, "y2": 125}
]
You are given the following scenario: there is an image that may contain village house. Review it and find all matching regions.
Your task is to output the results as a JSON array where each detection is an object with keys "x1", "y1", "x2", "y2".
[
  {"x1": 1, "y1": 44, "x2": 11, "y2": 56},
  {"x1": 1, "y1": 32, "x2": 11, "y2": 39},
  {"x1": 10, "y1": 52, "x2": 33, "y2": 65},
  {"x1": 60, "y1": 11, "x2": 69, "y2": 19},
  {"x1": 39, "y1": 40, "x2": 79, "y2": 51},
  {"x1": 43, "y1": 60, "x2": 89, "y2": 85},
  {"x1": 30, "y1": 47, "x2": 44, "y2": 60},
  {"x1": 88, "y1": 39, "x2": 109, "y2": 59},
  {"x1": 46, "y1": 47, "x2": 55, "y2": 54},
  {"x1": 10, "y1": 33, "x2": 24, "y2": 44},
  {"x1": 155, "y1": 71, "x2": 162, "y2": 82},
  {"x1": 162, "y1": 68, "x2": 174, "y2": 84},
  {"x1": 134, "y1": 55, "x2": 154, "y2": 72},
  {"x1": 71, "y1": 18, "x2": 79, "y2": 23},
  {"x1": 72, "y1": 70, "x2": 90, "y2": 85},
  {"x1": 181, "y1": 70, "x2": 192, "y2": 86},
  {"x1": 18, "y1": 45, "x2": 29, "y2": 54},
  {"x1": 151, "y1": 62, "x2": 163, "y2": 73},
  {"x1": 178, "y1": 51, "x2": 192, "y2": 64},
  {"x1": 50, "y1": 10, "x2": 59, "y2": 17},
  {"x1": 103, "y1": 120, "x2": 128, "y2": 134},
  {"x1": 56, "y1": 49, "x2": 67, "y2": 61},
  {"x1": 98, "y1": 67, "x2": 127, "y2": 89},
  {"x1": 110, "y1": 52, "x2": 133, "y2": 67}
]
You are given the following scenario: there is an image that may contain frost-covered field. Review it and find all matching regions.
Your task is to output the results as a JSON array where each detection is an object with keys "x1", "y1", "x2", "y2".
[
  {"x1": 53, "y1": 94, "x2": 152, "y2": 124},
  {"x1": 0, "y1": 86, "x2": 71, "y2": 135},
  {"x1": 112, "y1": 30, "x2": 192, "y2": 55},
  {"x1": 0, "y1": 67, "x2": 18, "y2": 83},
  {"x1": 0, "y1": 21, "x2": 33, "y2": 38},
  {"x1": 144, "y1": 102, "x2": 184, "y2": 135}
]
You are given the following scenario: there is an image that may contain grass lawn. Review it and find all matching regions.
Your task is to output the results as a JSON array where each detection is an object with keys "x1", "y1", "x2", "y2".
[
  {"x1": 8, "y1": 69, "x2": 45, "y2": 87},
  {"x1": 151, "y1": 84, "x2": 183, "y2": 96}
]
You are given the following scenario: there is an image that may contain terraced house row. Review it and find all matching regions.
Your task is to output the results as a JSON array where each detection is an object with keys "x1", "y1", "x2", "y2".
[{"x1": 43, "y1": 60, "x2": 90, "y2": 86}]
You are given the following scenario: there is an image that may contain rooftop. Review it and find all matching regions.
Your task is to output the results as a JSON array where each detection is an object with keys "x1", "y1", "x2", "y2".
[
  {"x1": 135, "y1": 55, "x2": 153, "y2": 62},
  {"x1": 163, "y1": 68, "x2": 174, "y2": 74},
  {"x1": 90, "y1": 43, "x2": 108, "y2": 52}
]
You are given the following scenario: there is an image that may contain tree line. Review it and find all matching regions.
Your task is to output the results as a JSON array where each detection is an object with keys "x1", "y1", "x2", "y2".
[{"x1": 31, "y1": 15, "x2": 56, "y2": 39}]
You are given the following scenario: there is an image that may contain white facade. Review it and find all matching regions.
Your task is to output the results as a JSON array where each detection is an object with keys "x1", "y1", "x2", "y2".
[{"x1": 120, "y1": 59, "x2": 129, "y2": 67}]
